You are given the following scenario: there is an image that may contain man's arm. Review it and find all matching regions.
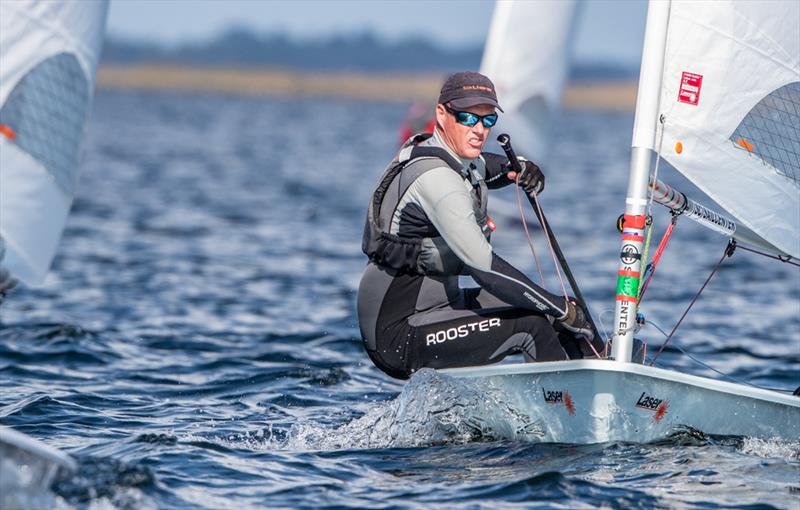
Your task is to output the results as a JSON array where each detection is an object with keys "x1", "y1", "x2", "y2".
[
  {"x1": 412, "y1": 168, "x2": 567, "y2": 318},
  {"x1": 482, "y1": 152, "x2": 513, "y2": 189}
]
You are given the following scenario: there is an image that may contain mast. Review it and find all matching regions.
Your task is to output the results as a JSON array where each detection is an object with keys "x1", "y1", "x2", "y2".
[{"x1": 611, "y1": 0, "x2": 671, "y2": 362}]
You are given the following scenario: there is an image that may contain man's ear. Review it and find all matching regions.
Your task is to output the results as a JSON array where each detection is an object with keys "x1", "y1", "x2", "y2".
[{"x1": 434, "y1": 103, "x2": 447, "y2": 128}]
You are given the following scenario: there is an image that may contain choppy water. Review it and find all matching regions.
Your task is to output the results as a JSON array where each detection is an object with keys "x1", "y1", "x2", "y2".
[{"x1": 1, "y1": 90, "x2": 798, "y2": 509}]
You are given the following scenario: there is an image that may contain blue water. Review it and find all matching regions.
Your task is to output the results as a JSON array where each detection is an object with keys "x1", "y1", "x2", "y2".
[{"x1": 1, "y1": 90, "x2": 798, "y2": 509}]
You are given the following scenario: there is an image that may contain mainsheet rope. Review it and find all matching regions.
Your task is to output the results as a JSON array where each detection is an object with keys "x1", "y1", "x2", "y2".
[
  {"x1": 513, "y1": 177, "x2": 602, "y2": 359},
  {"x1": 736, "y1": 244, "x2": 800, "y2": 268},
  {"x1": 647, "y1": 319, "x2": 792, "y2": 393},
  {"x1": 514, "y1": 178, "x2": 546, "y2": 287},
  {"x1": 513, "y1": 174, "x2": 569, "y2": 301},
  {"x1": 529, "y1": 186, "x2": 570, "y2": 301},
  {"x1": 650, "y1": 241, "x2": 734, "y2": 365}
]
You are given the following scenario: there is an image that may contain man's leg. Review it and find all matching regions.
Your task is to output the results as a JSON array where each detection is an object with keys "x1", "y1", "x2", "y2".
[
  {"x1": 466, "y1": 286, "x2": 589, "y2": 359},
  {"x1": 405, "y1": 307, "x2": 568, "y2": 374}
]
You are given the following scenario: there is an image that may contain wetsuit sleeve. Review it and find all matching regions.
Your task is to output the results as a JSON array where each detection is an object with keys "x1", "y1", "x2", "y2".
[
  {"x1": 481, "y1": 152, "x2": 512, "y2": 190},
  {"x1": 413, "y1": 168, "x2": 567, "y2": 318},
  {"x1": 469, "y1": 253, "x2": 567, "y2": 318}
]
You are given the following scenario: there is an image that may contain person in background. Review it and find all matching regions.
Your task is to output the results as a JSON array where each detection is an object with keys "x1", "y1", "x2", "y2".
[
  {"x1": 358, "y1": 71, "x2": 599, "y2": 379},
  {"x1": 398, "y1": 101, "x2": 436, "y2": 146}
]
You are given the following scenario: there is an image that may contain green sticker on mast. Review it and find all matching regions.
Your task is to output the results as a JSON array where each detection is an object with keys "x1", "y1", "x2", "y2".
[{"x1": 616, "y1": 275, "x2": 640, "y2": 299}]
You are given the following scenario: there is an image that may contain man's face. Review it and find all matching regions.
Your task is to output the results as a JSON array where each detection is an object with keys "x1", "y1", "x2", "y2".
[{"x1": 436, "y1": 103, "x2": 495, "y2": 159}]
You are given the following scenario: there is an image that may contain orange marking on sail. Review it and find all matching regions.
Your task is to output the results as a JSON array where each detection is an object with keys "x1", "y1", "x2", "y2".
[
  {"x1": 737, "y1": 137, "x2": 754, "y2": 152},
  {"x1": 674, "y1": 141, "x2": 683, "y2": 154},
  {"x1": 0, "y1": 124, "x2": 16, "y2": 141}
]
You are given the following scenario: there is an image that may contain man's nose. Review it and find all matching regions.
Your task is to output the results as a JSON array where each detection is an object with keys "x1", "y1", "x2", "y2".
[{"x1": 472, "y1": 122, "x2": 487, "y2": 135}]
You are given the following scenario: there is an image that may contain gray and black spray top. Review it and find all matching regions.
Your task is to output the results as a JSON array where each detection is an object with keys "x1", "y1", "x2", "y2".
[{"x1": 362, "y1": 133, "x2": 492, "y2": 276}]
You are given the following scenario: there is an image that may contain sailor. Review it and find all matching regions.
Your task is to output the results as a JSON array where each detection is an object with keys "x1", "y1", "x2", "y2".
[
  {"x1": 358, "y1": 71, "x2": 598, "y2": 379},
  {"x1": 398, "y1": 101, "x2": 436, "y2": 146}
]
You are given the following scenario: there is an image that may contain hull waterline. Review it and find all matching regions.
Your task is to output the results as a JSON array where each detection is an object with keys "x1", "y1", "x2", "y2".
[{"x1": 443, "y1": 359, "x2": 800, "y2": 444}]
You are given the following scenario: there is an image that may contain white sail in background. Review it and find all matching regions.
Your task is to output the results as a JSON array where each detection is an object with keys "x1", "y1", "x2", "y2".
[
  {"x1": 0, "y1": 0, "x2": 109, "y2": 285},
  {"x1": 480, "y1": 0, "x2": 579, "y2": 162},
  {"x1": 655, "y1": 1, "x2": 800, "y2": 258}
]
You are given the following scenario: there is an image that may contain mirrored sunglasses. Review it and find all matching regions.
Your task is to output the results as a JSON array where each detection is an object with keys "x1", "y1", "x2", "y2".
[{"x1": 445, "y1": 104, "x2": 498, "y2": 128}]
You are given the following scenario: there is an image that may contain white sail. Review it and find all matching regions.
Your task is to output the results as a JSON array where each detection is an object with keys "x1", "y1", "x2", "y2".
[
  {"x1": 480, "y1": 0, "x2": 578, "y2": 162},
  {"x1": 655, "y1": 0, "x2": 800, "y2": 259},
  {"x1": 439, "y1": 0, "x2": 800, "y2": 446},
  {"x1": 0, "y1": 0, "x2": 109, "y2": 285}
]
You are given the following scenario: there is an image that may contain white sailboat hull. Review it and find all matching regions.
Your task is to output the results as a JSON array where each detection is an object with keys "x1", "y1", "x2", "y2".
[
  {"x1": 444, "y1": 360, "x2": 800, "y2": 444},
  {"x1": 0, "y1": 426, "x2": 76, "y2": 508}
]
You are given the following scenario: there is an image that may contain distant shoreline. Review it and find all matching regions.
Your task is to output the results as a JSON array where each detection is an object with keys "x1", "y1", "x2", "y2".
[{"x1": 96, "y1": 65, "x2": 637, "y2": 110}]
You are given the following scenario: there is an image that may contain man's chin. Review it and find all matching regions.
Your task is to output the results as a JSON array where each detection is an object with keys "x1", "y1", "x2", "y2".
[{"x1": 463, "y1": 147, "x2": 482, "y2": 159}]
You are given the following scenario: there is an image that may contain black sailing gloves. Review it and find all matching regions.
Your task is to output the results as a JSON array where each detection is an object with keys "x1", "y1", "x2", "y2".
[
  {"x1": 558, "y1": 299, "x2": 594, "y2": 341},
  {"x1": 482, "y1": 152, "x2": 545, "y2": 194},
  {"x1": 508, "y1": 156, "x2": 545, "y2": 196}
]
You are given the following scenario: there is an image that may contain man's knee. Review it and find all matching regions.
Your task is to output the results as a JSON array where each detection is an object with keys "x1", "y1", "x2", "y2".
[
  {"x1": 520, "y1": 314, "x2": 568, "y2": 361},
  {"x1": 519, "y1": 314, "x2": 556, "y2": 336},
  {"x1": 365, "y1": 347, "x2": 413, "y2": 379}
]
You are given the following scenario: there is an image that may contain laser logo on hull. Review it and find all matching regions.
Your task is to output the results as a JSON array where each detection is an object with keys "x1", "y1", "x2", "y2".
[
  {"x1": 635, "y1": 392, "x2": 670, "y2": 423},
  {"x1": 543, "y1": 389, "x2": 564, "y2": 403},
  {"x1": 542, "y1": 388, "x2": 575, "y2": 415}
]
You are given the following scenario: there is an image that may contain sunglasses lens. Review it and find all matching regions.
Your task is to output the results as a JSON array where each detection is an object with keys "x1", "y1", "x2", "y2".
[
  {"x1": 456, "y1": 112, "x2": 479, "y2": 127},
  {"x1": 482, "y1": 114, "x2": 498, "y2": 127}
]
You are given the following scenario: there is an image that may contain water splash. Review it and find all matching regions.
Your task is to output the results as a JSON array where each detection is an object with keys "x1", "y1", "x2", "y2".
[
  {"x1": 739, "y1": 437, "x2": 800, "y2": 460},
  {"x1": 273, "y1": 369, "x2": 545, "y2": 451}
]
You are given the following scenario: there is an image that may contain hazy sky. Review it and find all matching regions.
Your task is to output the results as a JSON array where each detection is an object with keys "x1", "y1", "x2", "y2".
[{"x1": 107, "y1": 0, "x2": 648, "y2": 66}]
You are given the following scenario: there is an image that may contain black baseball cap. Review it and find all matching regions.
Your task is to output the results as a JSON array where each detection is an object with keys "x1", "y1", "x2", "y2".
[{"x1": 438, "y1": 71, "x2": 503, "y2": 112}]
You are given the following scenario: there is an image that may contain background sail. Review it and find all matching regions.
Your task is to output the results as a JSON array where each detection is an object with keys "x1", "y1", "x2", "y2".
[
  {"x1": 480, "y1": 0, "x2": 579, "y2": 163},
  {"x1": 0, "y1": 0, "x2": 109, "y2": 285},
  {"x1": 657, "y1": 0, "x2": 799, "y2": 259}
]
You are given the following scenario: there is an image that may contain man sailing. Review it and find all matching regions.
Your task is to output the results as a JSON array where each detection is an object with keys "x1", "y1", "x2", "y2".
[{"x1": 358, "y1": 72, "x2": 597, "y2": 379}]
